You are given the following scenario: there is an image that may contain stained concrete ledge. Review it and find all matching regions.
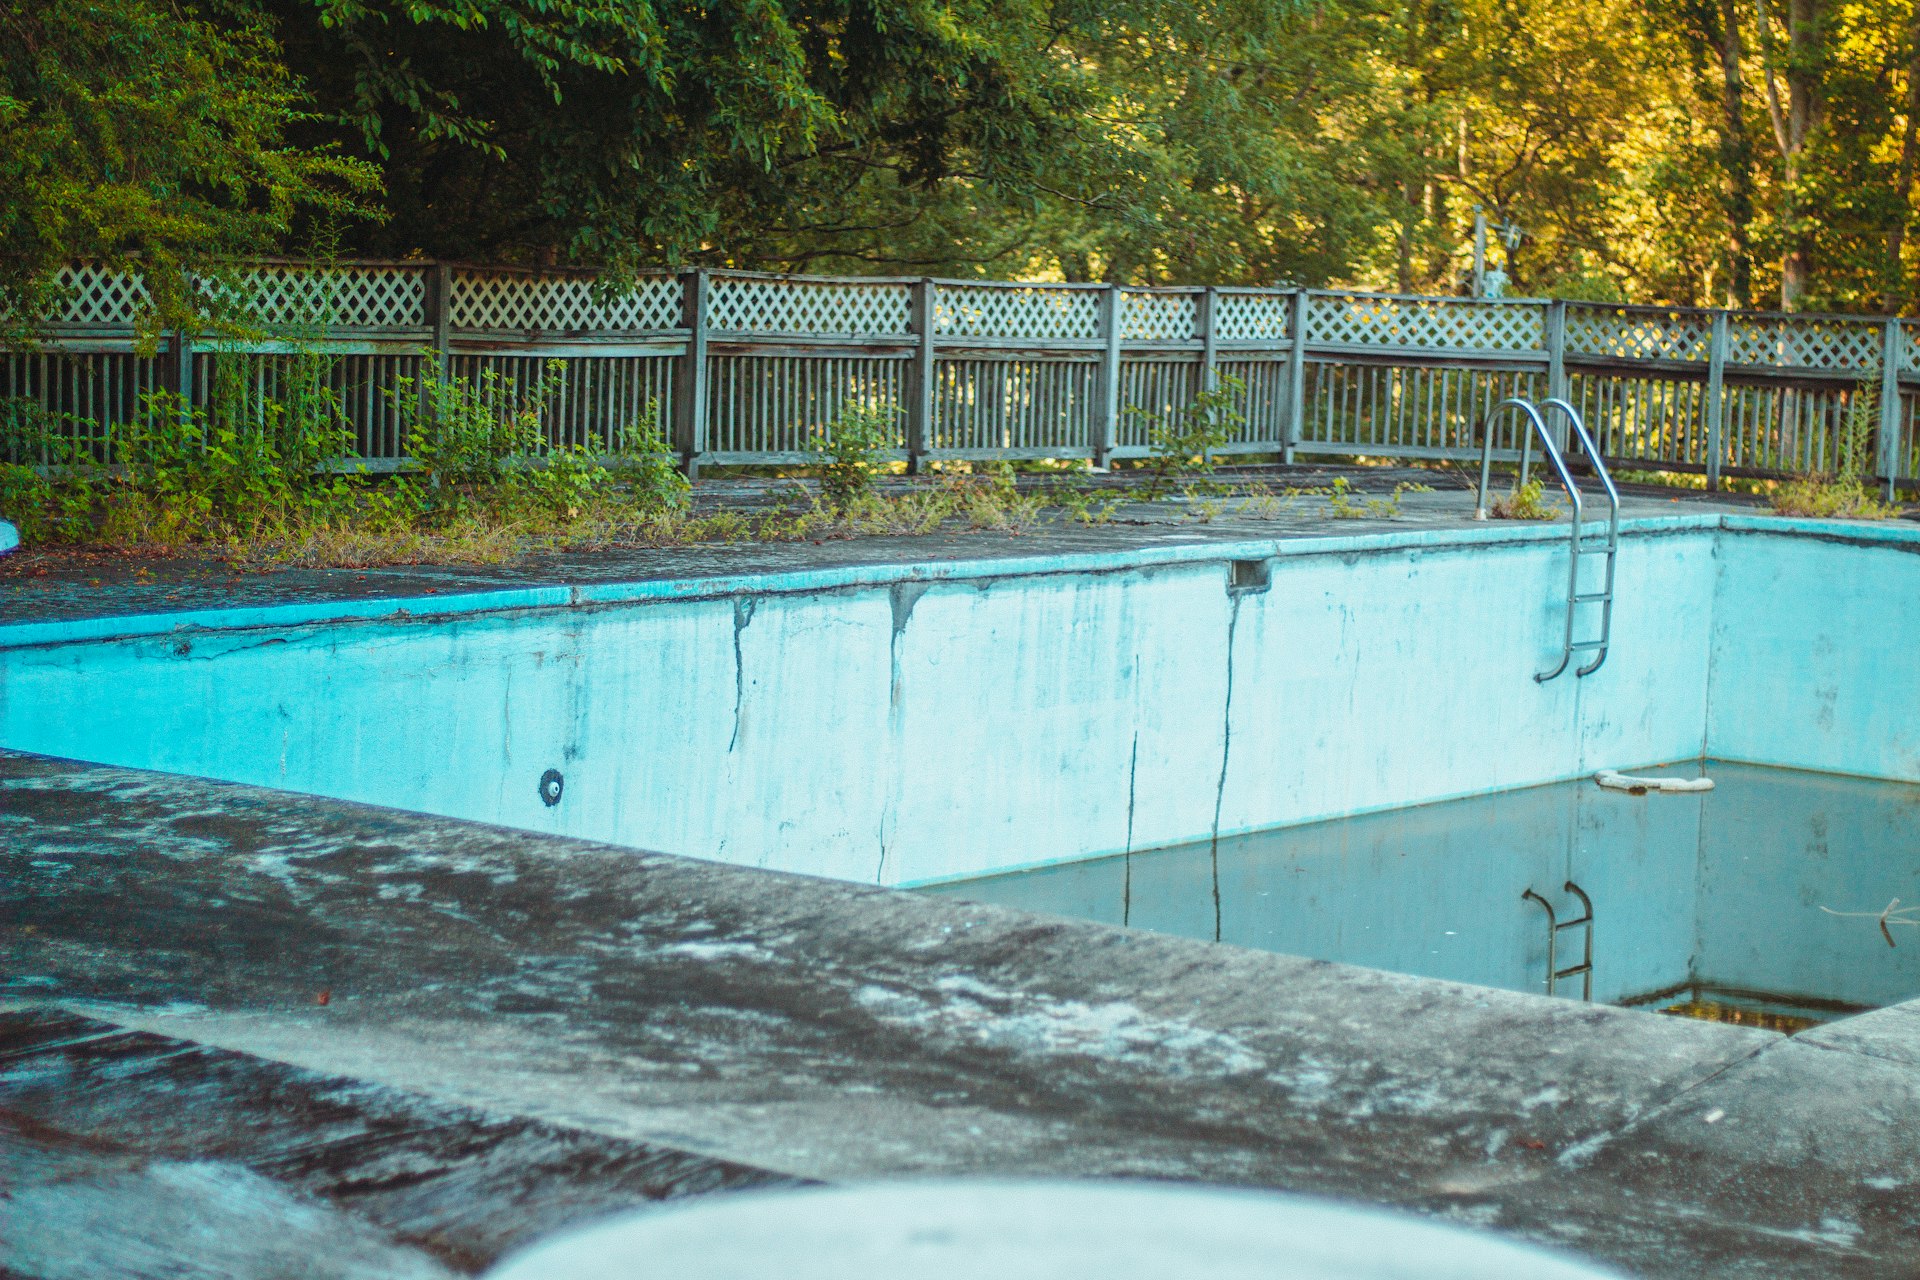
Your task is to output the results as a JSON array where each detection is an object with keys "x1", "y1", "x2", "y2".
[
  {"x1": 6, "y1": 751, "x2": 1920, "y2": 1277},
  {"x1": 0, "y1": 479, "x2": 1765, "y2": 638}
]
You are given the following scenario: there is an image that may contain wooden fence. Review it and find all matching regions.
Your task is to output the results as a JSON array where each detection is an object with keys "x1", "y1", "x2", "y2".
[{"x1": 7, "y1": 260, "x2": 1920, "y2": 489}]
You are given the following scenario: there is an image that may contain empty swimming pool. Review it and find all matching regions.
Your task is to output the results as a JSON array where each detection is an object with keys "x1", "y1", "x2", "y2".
[{"x1": 921, "y1": 761, "x2": 1920, "y2": 1023}]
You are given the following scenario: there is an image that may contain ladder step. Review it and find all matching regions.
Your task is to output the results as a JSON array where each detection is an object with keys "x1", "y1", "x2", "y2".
[
  {"x1": 1568, "y1": 640, "x2": 1607, "y2": 651},
  {"x1": 1571, "y1": 592, "x2": 1612, "y2": 603}
]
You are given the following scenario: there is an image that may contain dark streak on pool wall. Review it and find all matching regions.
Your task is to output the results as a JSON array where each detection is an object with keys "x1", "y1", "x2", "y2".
[{"x1": 2, "y1": 515, "x2": 1917, "y2": 892}]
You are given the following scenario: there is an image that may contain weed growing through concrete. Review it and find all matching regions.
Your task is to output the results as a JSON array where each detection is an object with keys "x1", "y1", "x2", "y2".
[
  {"x1": 0, "y1": 354, "x2": 704, "y2": 564},
  {"x1": 1054, "y1": 484, "x2": 1123, "y2": 524},
  {"x1": 1133, "y1": 374, "x2": 1246, "y2": 499},
  {"x1": 808, "y1": 402, "x2": 898, "y2": 510},
  {"x1": 1323, "y1": 475, "x2": 1432, "y2": 518},
  {"x1": 1768, "y1": 361, "x2": 1903, "y2": 520},
  {"x1": 1488, "y1": 477, "x2": 1561, "y2": 520},
  {"x1": 1770, "y1": 474, "x2": 1901, "y2": 519}
]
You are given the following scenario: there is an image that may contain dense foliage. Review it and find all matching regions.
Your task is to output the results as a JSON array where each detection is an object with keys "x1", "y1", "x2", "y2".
[
  {"x1": 0, "y1": 0, "x2": 376, "y2": 328},
  {"x1": 9, "y1": 0, "x2": 1920, "y2": 311}
]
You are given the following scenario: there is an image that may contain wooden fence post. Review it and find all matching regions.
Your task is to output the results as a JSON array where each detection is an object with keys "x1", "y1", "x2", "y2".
[
  {"x1": 1545, "y1": 299, "x2": 1568, "y2": 438},
  {"x1": 1093, "y1": 284, "x2": 1123, "y2": 468},
  {"x1": 168, "y1": 329, "x2": 194, "y2": 414},
  {"x1": 417, "y1": 261, "x2": 452, "y2": 438},
  {"x1": 1879, "y1": 318, "x2": 1903, "y2": 499},
  {"x1": 674, "y1": 268, "x2": 710, "y2": 478},
  {"x1": 1197, "y1": 286, "x2": 1220, "y2": 394},
  {"x1": 426, "y1": 262, "x2": 452, "y2": 380},
  {"x1": 907, "y1": 278, "x2": 935, "y2": 474},
  {"x1": 1704, "y1": 311, "x2": 1730, "y2": 493},
  {"x1": 1283, "y1": 288, "x2": 1309, "y2": 463},
  {"x1": 1197, "y1": 286, "x2": 1220, "y2": 464}
]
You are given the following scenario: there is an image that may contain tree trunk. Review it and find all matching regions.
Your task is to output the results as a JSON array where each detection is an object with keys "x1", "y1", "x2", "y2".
[
  {"x1": 1760, "y1": 0, "x2": 1827, "y2": 311},
  {"x1": 1886, "y1": 2, "x2": 1920, "y2": 312},
  {"x1": 1718, "y1": 0, "x2": 1758, "y2": 309}
]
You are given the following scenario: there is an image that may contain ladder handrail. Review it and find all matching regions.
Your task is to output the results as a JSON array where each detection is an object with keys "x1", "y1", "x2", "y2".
[
  {"x1": 1540, "y1": 397, "x2": 1621, "y2": 531},
  {"x1": 1473, "y1": 397, "x2": 1623, "y2": 681},
  {"x1": 1473, "y1": 397, "x2": 1585, "y2": 523}
]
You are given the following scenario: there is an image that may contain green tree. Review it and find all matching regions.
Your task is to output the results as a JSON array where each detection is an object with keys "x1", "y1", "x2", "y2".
[{"x1": 0, "y1": 0, "x2": 377, "y2": 330}]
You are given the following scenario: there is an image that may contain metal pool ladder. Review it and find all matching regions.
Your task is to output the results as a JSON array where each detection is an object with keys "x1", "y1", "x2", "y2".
[
  {"x1": 1523, "y1": 881, "x2": 1595, "y2": 1001},
  {"x1": 1474, "y1": 397, "x2": 1622, "y2": 681}
]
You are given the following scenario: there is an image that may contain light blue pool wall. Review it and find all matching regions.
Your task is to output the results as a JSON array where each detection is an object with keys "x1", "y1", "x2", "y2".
[
  {"x1": 1708, "y1": 526, "x2": 1920, "y2": 780},
  {"x1": 1, "y1": 516, "x2": 1914, "y2": 890},
  {"x1": 925, "y1": 765, "x2": 1711, "y2": 1004},
  {"x1": 1696, "y1": 766, "x2": 1920, "y2": 1006},
  {"x1": 930, "y1": 760, "x2": 1920, "y2": 1008}
]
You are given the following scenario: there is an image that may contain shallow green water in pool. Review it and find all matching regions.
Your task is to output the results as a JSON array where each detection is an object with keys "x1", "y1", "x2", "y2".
[{"x1": 920, "y1": 761, "x2": 1920, "y2": 1019}]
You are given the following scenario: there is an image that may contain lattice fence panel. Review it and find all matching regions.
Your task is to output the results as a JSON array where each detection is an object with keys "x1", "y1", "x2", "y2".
[
  {"x1": 932, "y1": 357, "x2": 1096, "y2": 451},
  {"x1": 195, "y1": 265, "x2": 428, "y2": 330},
  {"x1": 708, "y1": 277, "x2": 911, "y2": 336},
  {"x1": 451, "y1": 272, "x2": 681, "y2": 332},
  {"x1": 1727, "y1": 317, "x2": 1883, "y2": 372},
  {"x1": 1563, "y1": 306, "x2": 1712, "y2": 363},
  {"x1": 1300, "y1": 362, "x2": 1544, "y2": 454},
  {"x1": 707, "y1": 354, "x2": 905, "y2": 454},
  {"x1": 1213, "y1": 293, "x2": 1293, "y2": 342},
  {"x1": 1308, "y1": 294, "x2": 1544, "y2": 352},
  {"x1": 935, "y1": 286, "x2": 1101, "y2": 340},
  {"x1": 30, "y1": 265, "x2": 154, "y2": 327},
  {"x1": 1903, "y1": 323, "x2": 1920, "y2": 375},
  {"x1": 1120, "y1": 292, "x2": 1198, "y2": 342}
]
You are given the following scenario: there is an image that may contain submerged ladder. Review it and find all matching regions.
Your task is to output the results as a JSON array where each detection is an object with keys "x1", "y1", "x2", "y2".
[
  {"x1": 1474, "y1": 398, "x2": 1622, "y2": 681},
  {"x1": 1522, "y1": 881, "x2": 1595, "y2": 1001}
]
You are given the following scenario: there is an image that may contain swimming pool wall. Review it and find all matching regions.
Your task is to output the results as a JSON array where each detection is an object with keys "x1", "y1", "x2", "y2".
[{"x1": 2, "y1": 515, "x2": 1916, "y2": 887}]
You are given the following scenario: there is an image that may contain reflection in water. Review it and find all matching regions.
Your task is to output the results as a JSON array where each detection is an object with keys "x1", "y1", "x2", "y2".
[{"x1": 920, "y1": 761, "x2": 1920, "y2": 1020}]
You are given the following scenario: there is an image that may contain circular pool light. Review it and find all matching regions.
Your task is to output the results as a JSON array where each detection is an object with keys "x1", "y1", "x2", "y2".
[
  {"x1": 485, "y1": 1180, "x2": 1623, "y2": 1280},
  {"x1": 538, "y1": 769, "x2": 564, "y2": 807}
]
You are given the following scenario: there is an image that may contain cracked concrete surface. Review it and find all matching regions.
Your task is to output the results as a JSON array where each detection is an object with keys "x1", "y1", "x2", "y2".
[{"x1": 5, "y1": 752, "x2": 1919, "y2": 1277}]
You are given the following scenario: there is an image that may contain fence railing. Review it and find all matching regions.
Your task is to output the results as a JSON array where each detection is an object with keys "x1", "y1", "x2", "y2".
[{"x1": 8, "y1": 260, "x2": 1920, "y2": 489}]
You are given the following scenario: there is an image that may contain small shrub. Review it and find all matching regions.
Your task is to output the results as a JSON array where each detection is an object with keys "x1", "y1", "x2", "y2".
[
  {"x1": 1488, "y1": 477, "x2": 1561, "y2": 521},
  {"x1": 809, "y1": 402, "x2": 898, "y2": 510},
  {"x1": 1764, "y1": 361, "x2": 1903, "y2": 520},
  {"x1": 1135, "y1": 374, "x2": 1246, "y2": 500},
  {"x1": 608, "y1": 417, "x2": 691, "y2": 512},
  {"x1": 1769, "y1": 474, "x2": 1901, "y2": 520}
]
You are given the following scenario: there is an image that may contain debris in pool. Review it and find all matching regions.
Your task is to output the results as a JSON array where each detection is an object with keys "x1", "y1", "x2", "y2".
[
  {"x1": 1819, "y1": 898, "x2": 1920, "y2": 947},
  {"x1": 1594, "y1": 770, "x2": 1713, "y2": 795}
]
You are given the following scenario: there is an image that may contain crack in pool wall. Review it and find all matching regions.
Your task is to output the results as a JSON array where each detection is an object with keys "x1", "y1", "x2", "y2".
[
  {"x1": 1209, "y1": 593, "x2": 1243, "y2": 943},
  {"x1": 728, "y1": 598, "x2": 758, "y2": 754},
  {"x1": 877, "y1": 581, "x2": 931, "y2": 884},
  {"x1": 1123, "y1": 732, "x2": 1139, "y2": 927}
]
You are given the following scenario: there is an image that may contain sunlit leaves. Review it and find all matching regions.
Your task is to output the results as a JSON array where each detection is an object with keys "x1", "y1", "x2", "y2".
[{"x1": 0, "y1": 0, "x2": 380, "y2": 330}]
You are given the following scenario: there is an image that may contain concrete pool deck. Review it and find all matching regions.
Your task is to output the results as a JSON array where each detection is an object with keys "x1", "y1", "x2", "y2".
[
  {"x1": 0, "y1": 468, "x2": 1770, "y2": 630},
  {"x1": 6, "y1": 753, "x2": 1920, "y2": 1279}
]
